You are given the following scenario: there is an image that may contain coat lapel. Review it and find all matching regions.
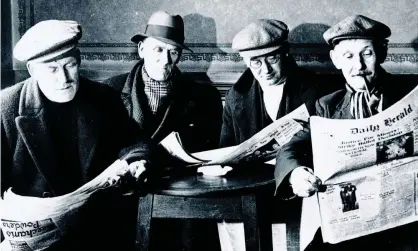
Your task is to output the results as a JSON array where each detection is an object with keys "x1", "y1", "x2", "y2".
[
  {"x1": 74, "y1": 84, "x2": 100, "y2": 179},
  {"x1": 15, "y1": 79, "x2": 59, "y2": 195},
  {"x1": 331, "y1": 91, "x2": 353, "y2": 119}
]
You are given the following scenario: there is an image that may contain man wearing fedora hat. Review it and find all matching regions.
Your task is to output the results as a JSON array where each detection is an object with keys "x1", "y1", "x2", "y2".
[
  {"x1": 106, "y1": 11, "x2": 222, "y2": 154},
  {"x1": 1, "y1": 20, "x2": 155, "y2": 250},
  {"x1": 275, "y1": 15, "x2": 418, "y2": 251},
  {"x1": 105, "y1": 10, "x2": 223, "y2": 251}
]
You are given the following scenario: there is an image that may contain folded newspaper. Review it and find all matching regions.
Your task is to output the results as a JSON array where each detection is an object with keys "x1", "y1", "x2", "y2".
[
  {"x1": 0, "y1": 159, "x2": 131, "y2": 251},
  {"x1": 307, "y1": 85, "x2": 418, "y2": 245},
  {"x1": 160, "y1": 104, "x2": 309, "y2": 167}
]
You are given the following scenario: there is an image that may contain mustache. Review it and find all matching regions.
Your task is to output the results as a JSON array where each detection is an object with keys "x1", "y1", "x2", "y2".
[{"x1": 352, "y1": 71, "x2": 372, "y2": 76}]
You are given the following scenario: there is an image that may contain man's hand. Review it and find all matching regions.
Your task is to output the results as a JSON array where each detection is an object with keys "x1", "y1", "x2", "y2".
[
  {"x1": 289, "y1": 166, "x2": 322, "y2": 197},
  {"x1": 126, "y1": 160, "x2": 147, "y2": 181}
]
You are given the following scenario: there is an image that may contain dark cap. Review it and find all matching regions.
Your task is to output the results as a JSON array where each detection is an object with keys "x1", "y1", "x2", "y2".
[
  {"x1": 323, "y1": 15, "x2": 391, "y2": 45},
  {"x1": 131, "y1": 10, "x2": 192, "y2": 52},
  {"x1": 232, "y1": 19, "x2": 289, "y2": 58}
]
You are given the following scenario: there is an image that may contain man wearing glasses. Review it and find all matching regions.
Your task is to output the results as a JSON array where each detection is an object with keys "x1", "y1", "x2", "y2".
[
  {"x1": 220, "y1": 19, "x2": 318, "y2": 148},
  {"x1": 217, "y1": 19, "x2": 319, "y2": 250}
]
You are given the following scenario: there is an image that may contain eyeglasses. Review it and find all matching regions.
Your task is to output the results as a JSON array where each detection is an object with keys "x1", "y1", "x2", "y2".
[{"x1": 249, "y1": 54, "x2": 281, "y2": 69}]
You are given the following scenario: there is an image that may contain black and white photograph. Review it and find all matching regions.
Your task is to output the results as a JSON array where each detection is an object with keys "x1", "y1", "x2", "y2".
[{"x1": 1, "y1": 1, "x2": 417, "y2": 251}]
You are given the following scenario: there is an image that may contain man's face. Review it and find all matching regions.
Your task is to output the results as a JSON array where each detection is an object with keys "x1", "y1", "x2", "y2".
[
  {"x1": 28, "y1": 56, "x2": 80, "y2": 103},
  {"x1": 330, "y1": 39, "x2": 380, "y2": 91},
  {"x1": 139, "y1": 37, "x2": 182, "y2": 81},
  {"x1": 243, "y1": 51, "x2": 286, "y2": 88}
]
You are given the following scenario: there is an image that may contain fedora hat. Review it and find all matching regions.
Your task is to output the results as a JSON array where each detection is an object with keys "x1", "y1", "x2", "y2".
[{"x1": 131, "y1": 11, "x2": 192, "y2": 52}]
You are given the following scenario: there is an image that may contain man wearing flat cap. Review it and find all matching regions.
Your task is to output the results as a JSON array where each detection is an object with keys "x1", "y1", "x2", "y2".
[
  {"x1": 220, "y1": 19, "x2": 318, "y2": 148},
  {"x1": 217, "y1": 19, "x2": 320, "y2": 251},
  {"x1": 106, "y1": 11, "x2": 222, "y2": 154},
  {"x1": 275, "y1": 15, "x2": 418, "y2": 251},
  {"x1": 1, "y1": 20, "x2": 154, "y2": 251}
]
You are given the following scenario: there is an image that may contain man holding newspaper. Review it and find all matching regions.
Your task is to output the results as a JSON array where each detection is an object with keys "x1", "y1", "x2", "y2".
[
  {"x1": 1, "y1": 20, "x2": 153, "y2": 251},
  {"x1": 275, "y1": 15, "x2": 418, "y2": 250}
]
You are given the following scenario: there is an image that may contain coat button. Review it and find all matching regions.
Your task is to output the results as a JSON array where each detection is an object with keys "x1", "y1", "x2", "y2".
[{"x1": 43, "y1": 192, "x2": 51, "y2": 198}]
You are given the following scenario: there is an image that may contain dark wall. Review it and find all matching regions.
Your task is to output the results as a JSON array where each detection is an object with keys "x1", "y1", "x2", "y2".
[
  {"x1": 1, "y1": 0, "x2": 14, "y2": 89},
  {"x1": 4, "y1": 0, "x2": 418, "y2": 93}
]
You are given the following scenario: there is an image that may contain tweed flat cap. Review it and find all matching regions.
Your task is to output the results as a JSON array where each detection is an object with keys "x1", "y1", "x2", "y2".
[
  {"x1": 232, "y1": 19, "x2": 289, "y2": 58},
  {"x1": 323, "y1": 15, "x2": 391, "y2": 45},
  {"x1": 13, "y1": 20, "x2": 82, "y2": 62}
]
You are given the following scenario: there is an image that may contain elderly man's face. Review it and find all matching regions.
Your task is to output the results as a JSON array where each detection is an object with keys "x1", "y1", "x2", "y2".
[
  {"x1": 330, "y1": 39, "x2": 380, "y2": 91},
  {"x1": 243, "y1": 51, "x2": 286, "y2": 87},
  {"x1": 28, "y1": 55, "x2": 80, "y2": 103},
  {"x1": 139, "y1": 37, "x2": 181, "y2": 81}
]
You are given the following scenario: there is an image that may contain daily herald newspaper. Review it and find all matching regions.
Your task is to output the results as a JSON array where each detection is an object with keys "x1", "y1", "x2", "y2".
[
  {"x1": 160, "y1": 104, "x2": 309, "y2": 166},
  {"x1": 310, "y1": 86, "x2": 418, "y2": 244},
  {"x1": 0, "y1": 159, "x2": 130, "y2": 251}
]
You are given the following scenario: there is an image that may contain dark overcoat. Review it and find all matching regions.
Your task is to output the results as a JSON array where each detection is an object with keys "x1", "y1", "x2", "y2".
[
  {"x1": 1, "y1": 77, "x2": 151, "y2": 251},
  {"x1": 105, "y1": 60, "x2": 223, "y2": 153},
  {"x1": 220, "y1": 64, "x2": 319, "y2": 148},
  {"x1": 275, "y1": 70, "x2": 418, "y2": 251}
]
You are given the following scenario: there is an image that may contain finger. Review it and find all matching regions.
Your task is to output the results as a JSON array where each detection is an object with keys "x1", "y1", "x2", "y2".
[
  {"x1": 304, "y1": 167, "x2": 314, "y2": 175},
  {"x1": 134, "y1": 165, "x2": 146, "y2": 180},
  {"x1": 294, "y1": 181, "x2": 318, "y2": 193},
  {"x1": 293, "y1": 186, "x2": 317, "y2": 197},
  {"x1": 294, "y1": 189, "x2": 313, "y2": 198},
  {"x1": 307, "y1": 175, "x2": 322, "y2": 187}
]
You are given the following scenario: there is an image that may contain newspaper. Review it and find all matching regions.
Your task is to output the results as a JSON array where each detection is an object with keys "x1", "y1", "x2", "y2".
[
  {"x1": 160, "y1": 104, "x2": 309, "y2": 166},
  {"x1": 310, "y1": 85, "x2": 418, "y2": 244},
  {"x1": 0, "y1": 159, "x2": 131, "y2": 251}
]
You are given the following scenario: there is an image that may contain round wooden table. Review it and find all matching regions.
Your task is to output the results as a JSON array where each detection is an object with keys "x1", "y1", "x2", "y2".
[{"x1": 135, "y1": 164, "x2": 276, "y2": 251}]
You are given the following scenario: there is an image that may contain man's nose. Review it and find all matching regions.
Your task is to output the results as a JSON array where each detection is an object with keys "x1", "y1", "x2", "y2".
[
  {"x1": 56, "y1": 67, "x2": 70, "y2": 86},
  {"x1": 160, "y1": 50, "x2": 172, "y2": 65},
  {"x1": 260, "y1": 61, "x2": 272, "y2": 74},
  {"x1": 352, "y1": 56, "x2": 365, "y2": 71}
]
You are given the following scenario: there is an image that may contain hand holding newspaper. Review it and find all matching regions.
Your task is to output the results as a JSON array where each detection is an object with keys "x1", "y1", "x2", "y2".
[
  {"x1": 308, "y1": 85, "x2": 418, "y2": 245},
  {"x1": 0, "y1": 159, "x2": 136, "y2": 251},
  {"x1": 160, "y1": 104, "x2": 310, "y2": 168}
]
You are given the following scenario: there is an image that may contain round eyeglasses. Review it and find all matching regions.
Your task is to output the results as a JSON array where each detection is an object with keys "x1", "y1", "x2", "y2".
[{"x1": 249, "y1": 54, "x2": 281, "y2": 69}]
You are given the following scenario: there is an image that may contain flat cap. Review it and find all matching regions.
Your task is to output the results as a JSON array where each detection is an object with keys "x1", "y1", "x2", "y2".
[
  {"x1": 13, "y1": 20, "x2": 82, "y2": 62},
  {"x1": 323, "y1": 15, "x2": 391, "y2": 45},
  {"x1": 232, "y1": 19, "x2": 289, "y2": 58}
]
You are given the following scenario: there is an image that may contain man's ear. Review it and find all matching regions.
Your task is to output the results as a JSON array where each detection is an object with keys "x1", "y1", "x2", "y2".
[
  {"x1": 26, "y1": 62, "x2": 34, "y2": 77},
  {"x1": 138, "y1": 42, "x2": 145, "y2": 58},
  {"x1": 377, "y1": 43, "x2": 388, "y2": 64},
  {"x1": 173, "y1": 49, "x2": 183, "y2": 64},
  {"x1": 329, "y1": 49, "x2": 342, "y2": 70}
]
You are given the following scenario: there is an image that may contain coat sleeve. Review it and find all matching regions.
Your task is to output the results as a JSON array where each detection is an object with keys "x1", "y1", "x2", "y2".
[
  {"x1": 100, "y1": 85, "x2": 155, "y2": 163},
  {"x1": 219, "y1": 95, "x2": 237, "y2": 148},
  {"x1": 274, "y1": 125, "x2": 313, "y2": 194},
  {"x1": 274, "y1": 99, "x2": 325, "y2": 195}
]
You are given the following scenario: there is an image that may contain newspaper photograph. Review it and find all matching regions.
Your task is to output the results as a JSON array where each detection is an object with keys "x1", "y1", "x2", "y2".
[
  {"x1": 160, "y1": 104, "x2": 309, "y2": 166},
  {"x1": 310, "y1": 85, "x2": 418, "y2": 244}
]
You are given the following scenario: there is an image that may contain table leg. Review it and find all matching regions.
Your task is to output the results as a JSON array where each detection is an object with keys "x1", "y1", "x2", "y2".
[
  {"x1": 242, "y1": 194, "x2": 260, "y2": 251},
  {"x1": 135, "y1": 194, "x2": 154, "y2": 251}
]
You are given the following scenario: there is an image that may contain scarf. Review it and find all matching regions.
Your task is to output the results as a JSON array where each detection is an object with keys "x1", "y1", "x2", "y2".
[
  {"x1": 348, "y1": 81, "x2": 382, "y2": 119},
  {"x1": 142, "y1": 66, "x2": 174, "y2": 114}
]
